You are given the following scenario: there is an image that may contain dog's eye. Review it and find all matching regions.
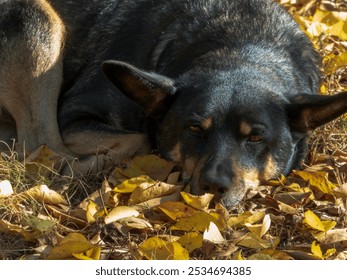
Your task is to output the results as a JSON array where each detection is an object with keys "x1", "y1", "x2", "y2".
[
  {"x1": 188, "y1": 124, "x2": 203, "y2": 134},
  {"x1": 247, "y1": 134, "x2": 263, "y2": 143}
]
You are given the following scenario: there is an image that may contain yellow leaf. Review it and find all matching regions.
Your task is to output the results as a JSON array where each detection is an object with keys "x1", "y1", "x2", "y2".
[
  {"x1": 235, "y1": 232, "x2": 279, "y2": 249},
  {"x1": 0, "y1": 219, "x2": 37, "y2": 241},
  {"x1": 267, "y1": 174, "x2": 287, "y2": 186},
  {"x1": 203, "y1": 222, "x2": 225, "y2": 244},
  {"x1": 303, "y1": 210, "x2": 325, "y2": 231},
  {"x1": 322, "y1": 220, "x2": 337, "y2": 232},
  {"x1": 325, "y1": 52, "x2": 347, "y2": 75},
  {"x1": 73, "y1": 247, "x2": 101, "y2": 260},
  {"x1": 25, "y1": 145, "x2": 63, "y2": 178},
  {"x1": 129, "y1": 181, "x2": 182, "y2": 205},
  {"x1": 227, "y1": 212, "x2": 253, "y2": 227},
  {"x1": 113, "y1": 175, "x2": 156, "y2": 193},
  {"x1": 256, "y1": 249, "x2": 293, "y2": 260},
  {"x1": 324, "y1": 248, "x2": 336, "y2": 259},
  {"x1": 45, "y1": 233, "x2": 98, "y2": 260},
  {"x1": 245, "y1": 214, "x2": 271, "y2": 238},
  {"x1": 311, "y1": 241, "x2": 323, "y2": 259},
  {"x1": 21, "y1": 184, "x2": 67, "y2": 205},
  {"x1": 104, "y1": 206, "x2": 139, "y2": 224},
  {"x1": 328, "y1": 20, "x2": 347, "y2": 40},
  {"x1": 112, "y1": 154, "x2": 175, "y2": 181},
  {"x1": 232, "y1": 250, "x2": 245, "y2": 260},
  {"x1": 134, "y1": 190, "x2": 182, "y2": 209},
  {"x1": 139, "y1": 236, "x2": 189, "y2": 260},
  {"x1": 117, "y1": 216, "x2": 153, "y2": 230},
  {"x1": 170, "y1": 211, "x2": 225, "y2": 232},
  {"x1": 157, "y1": 201, "x2": 197, "y2": 220},
  {"x1": 180, "y1": 192, "x2": 214, "y2": 210},
  {"x1": 293, "y1": 170, "x2": 336, "y2": 195},
  {"x1": 178, "y1": 232, "x2": 203, "y2": 253},
  {"x1": 244, "y1": 211, "x2": 266, "y2": 224},
  {"x1": 86, "y1": 200, "x2": 99, "y2": 223},
  {"x1": 0, "y1": 180, "x2": 13, "y2": 198}
]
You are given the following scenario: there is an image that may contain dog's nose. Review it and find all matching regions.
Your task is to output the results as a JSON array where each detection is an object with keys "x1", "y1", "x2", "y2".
[{"x1": 200, "y1": 162, "x2": 232, "y2": 196}]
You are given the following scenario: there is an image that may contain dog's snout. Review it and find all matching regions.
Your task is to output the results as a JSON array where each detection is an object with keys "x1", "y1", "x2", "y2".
[{"x1": 200, "y1": 161, "x2": 232, "y2": 196}]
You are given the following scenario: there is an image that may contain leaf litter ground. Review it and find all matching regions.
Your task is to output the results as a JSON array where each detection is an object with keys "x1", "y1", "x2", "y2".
[{"x1": 0, "y1": 0, "x2": 347, "y2": 260}]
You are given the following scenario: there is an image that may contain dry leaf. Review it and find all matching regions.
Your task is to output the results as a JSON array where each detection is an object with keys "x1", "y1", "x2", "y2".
[
  {"x1": 129, "y1": 181, "x2": 182, "y2": 205},
  {"x1": 104, "y1": 206, "x2": 139, "y2": 224},
  {"x1": 170, "y1": 211, "x2": 225, "y2": 232},
  {"x1": 111, "y1": 154, "x2": 175, "y2": 182},
  {"x1": 113, "y1": 175, "x2": 156, "y2": 193},
  {"x1": 20, "y1": 184, "x2": 67, "y2": 205},
  {"x1": 0, "y1": 180, "x2": 13, "y2": 198},
  {"x1": 157, "y1": 201, "x2": 197, "y2": 220},
  {"x1": 139, "y1": 236, "x2": 189, "y2": 260},
  {"x1": 203, "y1": 222, "x2": 225, "y2": 244},
  {"x1": 178, "y1": 232, "x2": 203, "y2": 253},
  {"x1": 44, "y1": 233, "x2": 99, "y2": 260},
  {"x1": 180, "y1": 192, "x2": 214, "y2": 210},
  {"x1": 293, "y1": 170, "x2": 336, "y2": 195}
]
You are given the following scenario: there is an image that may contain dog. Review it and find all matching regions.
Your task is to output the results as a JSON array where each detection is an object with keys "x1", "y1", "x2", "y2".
[{"x1": 0, "y1": 0, "x2": 346, "y2": 207}]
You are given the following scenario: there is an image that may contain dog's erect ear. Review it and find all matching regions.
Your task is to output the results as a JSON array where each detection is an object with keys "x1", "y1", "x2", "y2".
[
  {"x1": 102, "y1": 60, "x2": 177, "y2": 118},
  {"x1": 286, "y1": 92, "x2": 347, "y2": 134}
]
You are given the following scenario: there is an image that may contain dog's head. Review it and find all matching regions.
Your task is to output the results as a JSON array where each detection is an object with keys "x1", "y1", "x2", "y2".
[{"x1": 103, "y1": 60, "x2": 347, "y2": 207}]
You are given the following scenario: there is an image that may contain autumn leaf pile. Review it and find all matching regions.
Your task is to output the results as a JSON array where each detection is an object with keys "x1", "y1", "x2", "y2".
[{"x1": 0, "y1": 0, "x2": 347, "y2": 260}]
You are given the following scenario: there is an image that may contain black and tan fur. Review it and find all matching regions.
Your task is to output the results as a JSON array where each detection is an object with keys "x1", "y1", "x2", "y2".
[{"x1": 1, "y1": 0, "x2": 347, "y2": 207}]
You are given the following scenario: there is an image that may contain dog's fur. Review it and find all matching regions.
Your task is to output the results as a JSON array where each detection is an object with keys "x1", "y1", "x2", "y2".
[{"x1": 1, "y1": 0, "x2": 347, "y2": 207}]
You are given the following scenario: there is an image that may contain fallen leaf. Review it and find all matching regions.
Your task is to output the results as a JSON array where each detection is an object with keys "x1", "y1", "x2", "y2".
[
  {"x1": 0, "y1": 219, "x2": 37, "y2": 241},
  {"x1": 203, "y1": 222, "x2": 225, "y2": 244},
  {"x1": 0, "y1": 180, "x2": 13, "y2": 198},
  {"x1": 314, "y1": 228, "x2": 347, "y2": 244},
  {"x1": 303, "y1": 210, "x2": 336, "y2": 232},
  {"x1": 139, "y1": 236, "x2": 189, "y2": 260},
  {"x1": 311, "y1": 241, "x2": 323, "y2": 259},
  {"x1": 134, "y1": 190, "x2": 182, "y2": 209},
  {"x1": 86, "y1": 200, "x2": 100, "y2": 223},
  {"x1": 113, "y1": 175, "x2": 156, "y2": 193},
  {"x1": 178, "y1": 232, "x2": 203, "y2": 253},
  {"x1": 170, "y1": 211, "x2": 225, "y2": 232},
  {"x1": 180, "y1": 192, "x2": 214, "y2": 210},
  {"x1": 44, "y1": 233, "x2": 99, "y2": 260},
  {"x1": 129, "y1": 181, "x2": 182, "y2": 205},
  {"x1": 234, "y1": 232, "x2": 280, "y2": 249},
  {"x1": 25, "y1": 145, "x2": 63, "y2": 178},
  {"x1": 293, "y1": 170, "x2": 336, "y2": 195},
  {"x1": 20, "y1": 184, "x2": 67, "y2": 205},
  {"x1": 111, "y1": 154, "x2": 175, "y2": 182},
  {"x1": 73, "y1": 247, "x2": 101, "y2": 260},
  {"x1": 245, "y1": 214, "x2": 271, "y2": 238},
  {"x1": 117, "y1": 216, "x2": 153, "y2": 230},
  {"x1": 157, "y1": 201, "x2": 197, "y2": 220},
  {"x1": 104, "y1": 206, "x2": 139, "y2": 224}
]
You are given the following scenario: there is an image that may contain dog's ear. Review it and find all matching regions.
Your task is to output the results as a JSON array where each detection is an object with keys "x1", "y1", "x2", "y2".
[
  {"x1": 102, "y1": 60, "x2": 177, "y2": 118},
  {"x1": 286, "y1": 92, "x2": 347, "y2": 134}
]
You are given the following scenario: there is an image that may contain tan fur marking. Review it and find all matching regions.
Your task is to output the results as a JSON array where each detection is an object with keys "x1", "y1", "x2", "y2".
[
  {"x1": 262, "y1": 154, "x2": 279, "y2": 180},
  {"x1": 169, "y1": 143, "x2": 182, "y2": 162},
  {"x1": 201, "y1": 117, "x2": 213, "y2": 130},
  {"x1": 239, "y1": 121, "x2": 252, "y2": 136}
]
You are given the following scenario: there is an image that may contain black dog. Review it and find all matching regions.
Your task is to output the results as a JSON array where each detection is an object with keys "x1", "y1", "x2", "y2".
[{"x1": 0, "y1": 0, "x2": 346, "y2": 207}]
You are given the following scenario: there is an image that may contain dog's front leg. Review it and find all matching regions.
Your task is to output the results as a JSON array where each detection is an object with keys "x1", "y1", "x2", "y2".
[{"x1": 0, "y1": 0, "x2": 71, "y2": 156}]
